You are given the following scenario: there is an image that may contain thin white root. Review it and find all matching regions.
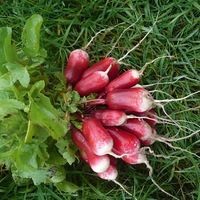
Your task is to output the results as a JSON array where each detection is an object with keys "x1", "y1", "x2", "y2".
[
  {"x1": 117, "y1": 17, "x2": 158, "y2": 62},
  {"x1": 143, "y1": 147, "x2": 177, "y2": 159},
  {"x1": 106, "y1": 16, "x2": 142, "y2": 57},
  {"x1": 156, "y1": 103, "x2": 189, "y2": 134},
  {"x1": 153, "y1": 114, "x2": 198, "y2": 133},
  {"x1": 139, "y1": 55, "x2": 174, "y2": 75},
  {"x1": 140, "y1": 149, "x2": 179, "y2": 200},
  {"x1": 149, "y1": 89, "x2": 175, "y2": 98},
  {"x1": 173, "y1": 106, "x2": 200, "y2": 114},
  {"x1": 113, "y1": 180, "x2": 132, "y2": 196},
  {"x1": 108, "y1": 152, "x2": 137, "y2": 159},
  {"x1": 150, "y1": 178, "x2": 179, "y2": 200},
  {"x1": 83, "y1": 22, "x2": 125, "y2": 50},
  {"x1": 142, "y1": 75, "x2": 188, "y2": 88},
  {"x1": 155, "y1": 138, "x2": 200, "y2": 159},
  {"x1": 154, "y1": 90, "x2": 200, "y2": 104},
  {"x1": 158, "y1": 129, "x2": 200, "y2": 142}
]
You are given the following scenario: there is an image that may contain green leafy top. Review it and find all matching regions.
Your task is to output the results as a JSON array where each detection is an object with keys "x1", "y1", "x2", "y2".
[{"x1": 0, "y1": 14, "x2": 80, "y2": 193}]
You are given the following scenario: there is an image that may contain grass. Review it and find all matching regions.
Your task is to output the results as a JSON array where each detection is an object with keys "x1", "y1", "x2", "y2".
[{"x1": 0, "y1": 0, "x2": 200, "y2": 199}]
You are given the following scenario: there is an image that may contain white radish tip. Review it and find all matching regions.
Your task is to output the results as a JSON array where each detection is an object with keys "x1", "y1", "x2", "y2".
[
  {"x1": 93, "y1": 140, "x2": 114, "y2": 156},
  {"x1": 98, "y1": 164, "x2": 118, "y2": 180},
  {"x1": 90, "y1": 156, "x2": 110, "y2": 173},
  {"x1": 140, "y1": 93, "x2": 154, "y2": 112}
]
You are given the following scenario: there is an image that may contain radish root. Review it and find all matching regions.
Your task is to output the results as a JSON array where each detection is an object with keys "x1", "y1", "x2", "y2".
[
  {"x1": 106, "y1": 16, "x2": 142, "y2": 57},
  {"x1": 83, "y1": 22, "x2": 126, "y2": 50},
  {"x1": 139, "y1": 148, "x2": 179, "y2": 200}
]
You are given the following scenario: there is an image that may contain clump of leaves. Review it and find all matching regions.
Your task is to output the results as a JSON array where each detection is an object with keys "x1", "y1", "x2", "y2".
[{"x1": 0, "y1": 14, "x2": 80, "y2": 193}]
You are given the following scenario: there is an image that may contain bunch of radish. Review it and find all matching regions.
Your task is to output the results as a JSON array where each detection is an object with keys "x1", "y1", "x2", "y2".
[
  {"x1": 63, "y1": 49, "x2": 162, "y2": 194},
  {"x1": 63, "y1": 49, "x2": 198, "y2": 199}
]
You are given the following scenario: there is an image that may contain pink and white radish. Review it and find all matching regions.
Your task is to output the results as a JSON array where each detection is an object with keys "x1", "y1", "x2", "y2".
[
  {"x1": 122, "y1": 118, "x2": 156, "y2": 145},
  {"x1": 105, "y1": 69, "x2": 140, "y2": 93},
  {"x1": 97, "y1": 164, "x2": 118, "y2": 181},
  {"x1": 82, "y1": 117, "x2": 114, "y2": 156},
  {"x1": 93, "y1": 108, "x2": 157, "y2": 127},
  {"x1": 106, "y1": 127, "x2": 141, "y2": 156},
  {"x1": 64, "y1": 49, "x2": 89, "y2": 85},
  {"x1": 86, "y1": 87, "x2": 155, "y2": 113},
  {"x1": 106, "y1": 88, "x2": 154, "y2": 113},
  {"x1": 81, "y1": 57, "x2": 120, "y2": 80},
  {"x1": 97, "y1": 163, "x2": 132, "y2": 196},
  {"x1": 74, "y1": 62, "x2": 114, "y2": 96},
  {"x1": 93, "y1": 109, "x2": 128, "y2": 126},
  {"x1": 129, "y1": 109, "x2": 158, "y2": 128},
  {"x1": 72, "y1": 128, "x2": 110, "y2": 173}
]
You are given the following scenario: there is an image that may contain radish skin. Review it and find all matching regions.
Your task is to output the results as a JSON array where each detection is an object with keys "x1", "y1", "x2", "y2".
[
  {"x1": 97, "y1": 164, "x2": 118, "y2": 180},
  {"x1": 106, "y1": 127, "x2": 141, "y2": 155},
  {"x1": 105, "y1": 69, "x2": 140, "y2": 93},
  {"x1": 72, "y1": 128, "x2": 110, "y2": 173},
  {"x1": 64, "y1": 49, "x2": 89, "y2": 84},
  {"x1": 93, "y1": 108, "x2": 156, "y2": 127},
  {"x1": 122, "y1": 118, "x2": 156, "y2": 145},
  {"x1": 93, "y1": 109, "x2": 127, "y2": 126},
  {"x1": 74, "y1": 70, "x2": 109, "y2": 96},
  {"x1": 74, "y1": 62, "x2": 114, "y2": 96},
  {"x1": 82, "y1": 117, "x2": 114, "y2": 156},
  {"x1": 82, "y1": 57, "x2": 120, "y2": 80},
  {"x1": 122, "y1": 152, "x2": 148, "y2": 165},
  {"x1": 106, "y1": 88, "x2": 154, "y2": 113}
]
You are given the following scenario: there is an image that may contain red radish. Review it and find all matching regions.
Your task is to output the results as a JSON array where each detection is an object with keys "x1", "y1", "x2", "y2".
[
  {"x1": 106, "y1": 127, "x2": 140, "y2": 156},
  {"x1": 82, "y1": 117, "x2": 114, "y2": 156},
  {"x1": 72, "y1": 128, "x2": 110, "y2": 173},
  {"x1": 128, "y1": 109, "x2": 158, "y2": 128},
  {"x1": 97, "y1": 164, "x2": 118, "y2": 180},
  {"x1": 74, "y1": 63, "x2": 114, "y2": 96},
  {"x1": 93, "y1": 109, "x2": 127, "y2": 126},
  {"x1": 145, "y1": 109, "x2": 157, "y2": 128},
  {"x1": 122, "y1": 118, "x2": 156, "y2": 145},
  {"x1": 86, "y1": 87, "x2": 154, "y2": 112},
  {"x1": 81, "y1": 57, "x2": 120, "y2": 80},
  {"x1": 93, "y1": 108, "x2": 155, "y2": 127},
  {"x1": 97, "y1": 163, "x2": 132, "y2": 196},
  {"x1": 105, "y1": 69, "x2": 140, "y2": 93},
  {"x1": 122, "y1": 152, "x2": 148, "y2": 165},
  {"x1": 64, "y1": 49, "x2": 89, "y2": 84},
  {"x1": 106, "y1": 87, "x2": 154, "y2": 113}
]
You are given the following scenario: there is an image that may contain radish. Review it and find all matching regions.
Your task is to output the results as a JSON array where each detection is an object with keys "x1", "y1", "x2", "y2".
[
  {"x1": 93, "y1": 109, "x2": 127, "y2": 126},
  {"x1": 105, "y1": 69, "x2": 140, "y2": 93},
  {"x1": 93, "y1": 108, "x2": 156, "y2": 127},
  {"x1": 72, "y1": 128, "x2": 110, "y2": 173},
  {"x1": 82, "y1": 117, "x2": 114, "y2": 156},
  {"x1": 106, "y1": 127, "x2": 141, "y2": 156},
  {"x1": 81, "y1": 57, "x2": 120, "y2": 80},
  {"x1": 122, "y1": 118, "x2": 156, "y2": 145},
  {"x1": 97, "y1": 164, "x2": 118, "y2": 180},
  {"x1": 106, "y1": 88, "x2": 154, "y2": 113},
  {"x1": 74, "y1": 63, "x2": 114, "y2": 96},
  {"x1": 129, "y1": 109, "x2": 158, "y2": 128},
  {"x1": 145, "y1": 109, "x2": 157, "y2": 128},
  {"x1": 86, "y1": 87, "x2": 154, "y2": 113},
  {"x1": 64, "y1": 49, "x2": 89, "y2": 84},
  {"x1": 97, "y1": 163, "x2": 132, "y2": 196},
  {"x1": 121, "y1": 148, "x2": 179, "y2": 200},
  {"x1": 122, "y1": 152, "x2": 149, "y2": 165}
]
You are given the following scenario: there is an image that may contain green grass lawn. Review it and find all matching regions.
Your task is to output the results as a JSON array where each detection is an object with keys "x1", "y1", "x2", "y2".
[{"x1": 0, "y1": 0, "x2": 199, "y2": 199}]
